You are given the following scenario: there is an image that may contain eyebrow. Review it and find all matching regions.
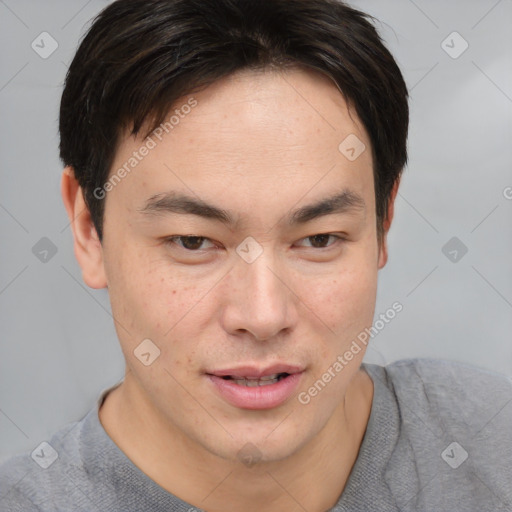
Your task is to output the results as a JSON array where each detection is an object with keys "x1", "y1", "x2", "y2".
[{"x1": 138, "y1": 189, "x2": 366, "y2": 226}]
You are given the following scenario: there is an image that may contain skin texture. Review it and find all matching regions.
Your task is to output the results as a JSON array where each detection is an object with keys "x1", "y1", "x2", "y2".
[{"x1": 61, "y1": 66, "x2": 398, "y2": 512}]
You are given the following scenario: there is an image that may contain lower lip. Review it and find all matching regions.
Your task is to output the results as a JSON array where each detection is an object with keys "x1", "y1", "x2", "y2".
[{"x1": 207, "y1": 372, "x2": 303, "y2": 410}]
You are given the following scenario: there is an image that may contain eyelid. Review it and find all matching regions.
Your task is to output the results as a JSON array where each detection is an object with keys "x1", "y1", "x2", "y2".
[
  {"x1": 163, "y1": 233, "x2": 346, "y2": 252},
  {"x1": 294, "y1": 233, "x2": 345, "y2": 249},
  {"x1": 164, "y1": 235, "x2": 216, "y2": 251}
]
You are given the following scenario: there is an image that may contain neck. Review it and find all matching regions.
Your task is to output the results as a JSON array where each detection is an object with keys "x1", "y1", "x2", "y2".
[{"x1": 99, "y1": 368, "x2": 373, "y2": 512}]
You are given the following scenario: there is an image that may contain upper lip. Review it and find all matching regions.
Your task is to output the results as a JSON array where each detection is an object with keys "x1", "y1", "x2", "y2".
[{"x1": 207, "y1": 364, "x2": 304, "y2": 379}]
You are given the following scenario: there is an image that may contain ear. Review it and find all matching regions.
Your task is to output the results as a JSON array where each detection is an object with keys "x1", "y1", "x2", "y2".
[
  {"x1": 377, "y1": 178, "x2": 400, "y2": 269},
  {"x1": 61, "y1": 167, "x2": 107, "y2": 289}
]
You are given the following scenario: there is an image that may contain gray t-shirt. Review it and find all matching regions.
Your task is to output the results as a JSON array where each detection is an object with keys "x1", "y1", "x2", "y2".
[{"x1": 1, "y1": 358, "x2": 511, "y2": 511}]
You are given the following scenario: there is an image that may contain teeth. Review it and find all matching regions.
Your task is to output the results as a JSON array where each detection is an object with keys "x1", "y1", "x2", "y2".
[
  {"x1": 257, "y1": 373, "x2": 280, "y2": 381},
  {"x1": 230, "y1": 373, "x2": 286, "y2": 386},
  {"x1": 233, "y1": 378, "x2": 279, "y2": 387}
]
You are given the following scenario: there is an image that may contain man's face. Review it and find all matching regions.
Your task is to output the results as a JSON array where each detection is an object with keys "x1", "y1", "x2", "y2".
[{"x1": 98, "y1": 67, "x2": 385, "y2": 462}]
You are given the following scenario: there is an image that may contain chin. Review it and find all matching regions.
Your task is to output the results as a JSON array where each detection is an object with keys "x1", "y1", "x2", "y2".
[{"x1": 201, "y1": 421, "x2": 314, "y2": 466}]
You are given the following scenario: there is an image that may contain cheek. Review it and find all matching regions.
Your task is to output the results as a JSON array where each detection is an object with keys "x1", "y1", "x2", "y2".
[
  {"x1": 297, "y1": 262, "x2": 378, "y2": 337},
  {"x1": 106, "y1": 247, "x2": 214, "y2": 359},
  {"x1": 104, "y1": 246, "x2": 176, "y2": 334}
]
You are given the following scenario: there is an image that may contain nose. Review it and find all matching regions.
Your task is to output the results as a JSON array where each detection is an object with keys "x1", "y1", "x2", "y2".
[{"x1": 220, "y1": 249, "x2": 298, "y2": 341}]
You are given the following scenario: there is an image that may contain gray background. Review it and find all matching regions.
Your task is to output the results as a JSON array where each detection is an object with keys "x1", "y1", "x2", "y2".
[{"x1": 1, "y1": 0, "x2": 511, "y2": 462}]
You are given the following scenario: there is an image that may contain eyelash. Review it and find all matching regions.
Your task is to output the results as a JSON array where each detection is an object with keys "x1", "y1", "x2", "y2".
[{"x1": 163, "y1": 233, "x2": 345, "y2": 252}]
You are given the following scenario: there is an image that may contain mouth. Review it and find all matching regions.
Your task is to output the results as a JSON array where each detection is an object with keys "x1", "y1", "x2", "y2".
[
  {"x1": 217, "y1": 372, "x2": 291, "y2": 387},
  {"x1": 205, "y1": 364, "x2": 304, "y2": 410}
]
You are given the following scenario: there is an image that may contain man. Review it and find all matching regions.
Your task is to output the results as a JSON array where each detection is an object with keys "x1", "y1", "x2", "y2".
[{"x1": 0, "y1": 0, "x2": 510, "y2": 511}]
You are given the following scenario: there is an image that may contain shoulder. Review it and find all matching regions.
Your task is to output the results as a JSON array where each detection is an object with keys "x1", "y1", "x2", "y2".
[
  {"x1": 0, "y1": 452, "x2": 41, "y2": 511},
  {"x1": 381, "y1": 357, "x2": 511, "y2": 411},
  {"x1": 364, "y1": 357, "x2": 512, "y2": 510},
  {"x1": 372, "y1": 357, "x2": 512, "y2": 436},
  {"x1": 381, "y1": 356, "x2": 511, "y2": 394},
  {"x1": 0, "y1": 416, "x2": 87, "y2": 511}
]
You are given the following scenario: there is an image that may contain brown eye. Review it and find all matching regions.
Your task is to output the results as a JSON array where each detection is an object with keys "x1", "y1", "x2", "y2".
[
  {"x1": 308, "y1": 234, "x2": 332, "y2": 248},
  {"x1": 165, "y1": 236, "x2": 214, "y2": 251},
  {"x1": 180, "y1": 236, "x2": 204, "y2": 250},
  {"x1": 297, "y1": 234, "x2": 342, "y2": 249}
]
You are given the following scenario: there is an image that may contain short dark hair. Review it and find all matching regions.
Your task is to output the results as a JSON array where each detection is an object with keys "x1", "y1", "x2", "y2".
[{"x1": 59, "y1": 0, "x2": 409, "y2": 244}]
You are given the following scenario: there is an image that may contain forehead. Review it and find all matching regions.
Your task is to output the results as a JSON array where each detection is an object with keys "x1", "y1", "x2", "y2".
[
  {"x1": 107, "y1": 66, "x2": 374, "y2": 218},
  {"x1": 165, "y1": 66, "x2": 368, "y2": 153}
]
